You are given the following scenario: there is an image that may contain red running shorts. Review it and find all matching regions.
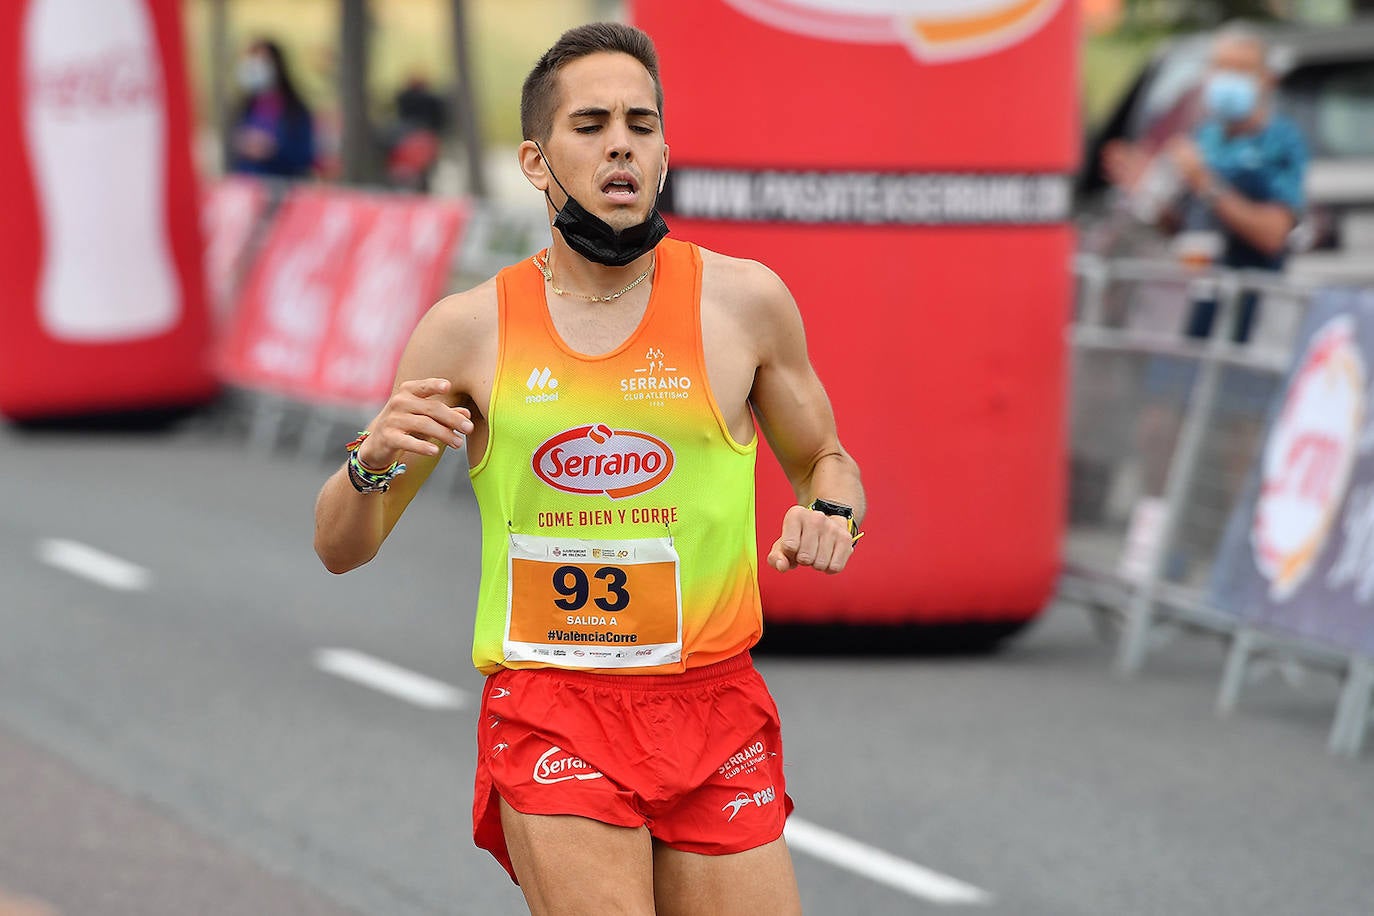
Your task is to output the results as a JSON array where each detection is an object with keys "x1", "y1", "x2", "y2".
[{"x1": 472, "y1": 652, "x2": 794, "y2": 883}]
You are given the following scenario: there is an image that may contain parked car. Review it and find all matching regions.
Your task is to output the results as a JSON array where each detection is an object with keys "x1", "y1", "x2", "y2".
[{"x1": 1078, "y1": 19, "x2": 1374, "y2": 282}]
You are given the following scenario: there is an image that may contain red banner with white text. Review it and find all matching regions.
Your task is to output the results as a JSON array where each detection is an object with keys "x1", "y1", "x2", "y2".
[
  {"x1": 218, "y1": 188, "x2": 468, "y2": 405},
  {"x1": 202, "y1": 175, "x2": 270, "y2": 324}
]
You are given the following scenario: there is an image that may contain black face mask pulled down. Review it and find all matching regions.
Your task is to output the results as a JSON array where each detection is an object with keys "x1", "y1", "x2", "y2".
[{"x1": 536, "y1": 143, "x2": 669, "y2": 268}]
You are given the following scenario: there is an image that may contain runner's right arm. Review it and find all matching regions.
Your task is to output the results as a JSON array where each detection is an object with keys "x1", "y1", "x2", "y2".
[{"x1": 312, "y1": 287, "x2": 491, "y2": 573}]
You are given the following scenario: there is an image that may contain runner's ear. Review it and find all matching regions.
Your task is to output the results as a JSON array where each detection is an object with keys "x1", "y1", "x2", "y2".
[{"x1": 518, "y1": 139, "x2": 550, "y2": 192}]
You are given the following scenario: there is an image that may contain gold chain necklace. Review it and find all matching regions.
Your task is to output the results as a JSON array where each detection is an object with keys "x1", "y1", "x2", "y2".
[{"x1": 533, "y1": 252, "x2": 654, "y2": 303}]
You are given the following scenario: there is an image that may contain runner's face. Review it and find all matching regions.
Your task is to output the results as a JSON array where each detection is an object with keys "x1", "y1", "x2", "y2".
[{"x1": 543, "y1": 52, "x2": 668, "y2": 232}]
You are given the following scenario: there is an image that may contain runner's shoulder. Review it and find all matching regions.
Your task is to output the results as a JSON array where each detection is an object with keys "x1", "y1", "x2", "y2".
[
  {"x1": 398, "y1": 278, "x2": 497, "y2": 384},
  {"x1": 697, "y1": 246, "x2": 795, "y2": 321},
  {"x1": 418, "y1": 276, "x2": 498, "y2": 342}
]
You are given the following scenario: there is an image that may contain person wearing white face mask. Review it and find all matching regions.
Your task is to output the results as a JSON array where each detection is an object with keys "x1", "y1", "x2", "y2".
[{"x1": 228, "y1": 39, "x2": 316, "y2": 179}]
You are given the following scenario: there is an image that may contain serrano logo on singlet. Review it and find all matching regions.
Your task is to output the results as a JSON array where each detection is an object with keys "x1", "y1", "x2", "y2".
[
  {"x1": 532, "y1": 424, "x2": 675, "y2": 499},
  {"x1": 532, "y1": 746, "x2": 604, "y2": 784},
  {"x1": 621, "y1": 346, "x2": 692, "y2": 403}
]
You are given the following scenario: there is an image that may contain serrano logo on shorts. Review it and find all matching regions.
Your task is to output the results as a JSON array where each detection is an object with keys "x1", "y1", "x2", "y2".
[
  {"x1": 532, "y1": 424, "x2": 675, "y2": 499},
  {"x1": 533, "y1": 745, "x2": 604, "y2": 784}
]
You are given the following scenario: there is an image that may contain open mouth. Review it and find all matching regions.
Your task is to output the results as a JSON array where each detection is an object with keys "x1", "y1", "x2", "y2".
[{"x1": 601, "y1": 176, "x2": 639, "y2": 202}]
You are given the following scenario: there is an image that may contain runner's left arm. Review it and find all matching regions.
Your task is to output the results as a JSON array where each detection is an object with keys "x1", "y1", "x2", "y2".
[{"x1": 745, "y1": 265, "x2": 865, "y2": 574}]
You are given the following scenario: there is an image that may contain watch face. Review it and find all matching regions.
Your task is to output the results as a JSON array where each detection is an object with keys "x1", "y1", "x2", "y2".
[{"x1": 810, "y1": 498, "x2": 854, "y2": 518}]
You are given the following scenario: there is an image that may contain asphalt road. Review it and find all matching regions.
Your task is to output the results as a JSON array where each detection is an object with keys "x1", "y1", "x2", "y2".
[{"x1": 1, "y1": 418, "x2": 1371, "y2": 916}]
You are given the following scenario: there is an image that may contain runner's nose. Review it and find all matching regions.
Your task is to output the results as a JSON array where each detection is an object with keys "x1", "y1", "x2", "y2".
[{"x1": 606, "y1": 123, "x2": 633, "y2": 161}]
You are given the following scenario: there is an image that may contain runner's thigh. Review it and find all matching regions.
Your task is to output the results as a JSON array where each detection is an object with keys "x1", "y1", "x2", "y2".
[
  {"x1": 651, "y1": 836, "x2": 802, "y2": 916},
  {"x1": 499, "y1": 799, "x2": 656, "y2": 916}
]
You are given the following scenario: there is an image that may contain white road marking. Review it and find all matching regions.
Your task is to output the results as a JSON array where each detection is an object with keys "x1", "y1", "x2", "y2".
[
  {"x1": 314, "y1": 648, "x2": 467, "y2": 710},
  {"x1": 36, "y1": 538, "x2": 151, "y2": 592},
  {"x1": 785, "y1": 816, "x2": 993, "y2": 906}
]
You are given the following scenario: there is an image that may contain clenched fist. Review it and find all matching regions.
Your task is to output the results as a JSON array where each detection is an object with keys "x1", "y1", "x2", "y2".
[
  {"x1": 356, "y1": 377, "x2": 473, "y2": 470},
  {"x1": 767, "y1": 504, "x2": 856, "y2": 575}
]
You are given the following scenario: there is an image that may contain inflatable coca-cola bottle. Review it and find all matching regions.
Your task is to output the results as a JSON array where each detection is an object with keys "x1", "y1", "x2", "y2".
[{"x1": 0, "y1": 0, "x2": 215, "y2": 420}]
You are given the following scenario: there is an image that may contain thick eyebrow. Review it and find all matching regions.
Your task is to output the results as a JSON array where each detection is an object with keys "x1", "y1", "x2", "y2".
[{"x1": 567, "y1": 106, "x2": 661, "y2": 120}]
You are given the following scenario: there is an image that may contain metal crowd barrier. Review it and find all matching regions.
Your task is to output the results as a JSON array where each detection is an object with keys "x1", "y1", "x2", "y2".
[{"x1": 1062, "y1": 253, "x2": 1374, "y2": 756}]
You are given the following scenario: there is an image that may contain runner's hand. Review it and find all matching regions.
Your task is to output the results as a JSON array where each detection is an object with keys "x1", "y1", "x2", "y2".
[
  {"x1": 356, "y1": 378, "x2": 472, "y2": 469},
  {"x1": 767, "y1": 504, "x2": 854, "y2": 574}
]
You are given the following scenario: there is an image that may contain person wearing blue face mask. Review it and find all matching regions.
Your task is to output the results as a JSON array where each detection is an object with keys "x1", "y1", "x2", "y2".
[
  {"x1": 1103, "y1": 25, "x2": 1309, "y2": 336},
  {"x1": 1164, "y1": 24, "x2": 1308, "y2": 341},
  {"x1": 1101, "y1": 26, "x2": 1309, "y2": 575}
]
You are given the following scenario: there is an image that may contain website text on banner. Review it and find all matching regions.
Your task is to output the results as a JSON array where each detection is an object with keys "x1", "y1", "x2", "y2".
[
  {"x1": 0, "y1": 0, "x2": 215, "y2": 420},
  {"x1": 218, "y1": 187, "x2": 469, "y2": 405},
  {"x1": 634, "y1": 0, "x2": 1079, "y2": 628},
  {"x1": 1211, "y1": 287, "x2": 1374, "y2": 656}
]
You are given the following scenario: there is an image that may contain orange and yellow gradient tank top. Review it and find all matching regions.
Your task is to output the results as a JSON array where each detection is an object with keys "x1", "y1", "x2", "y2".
[{"x1": 469, "y1": 239, "x2": 760, "y2": 675}]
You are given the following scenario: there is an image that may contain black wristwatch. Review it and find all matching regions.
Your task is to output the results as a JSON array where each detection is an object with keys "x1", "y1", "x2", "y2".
[{"x1": 808, "y1": 498, "x2": 860, "y2": 542}]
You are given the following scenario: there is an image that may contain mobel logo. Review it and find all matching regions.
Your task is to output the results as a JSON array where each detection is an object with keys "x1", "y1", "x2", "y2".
[
  {"x1": 722, "y1": 0, "x2": 1063, "y2": 63},
  {"x1": 532, "y1": 424, "x2": 675, "y2": 499}
]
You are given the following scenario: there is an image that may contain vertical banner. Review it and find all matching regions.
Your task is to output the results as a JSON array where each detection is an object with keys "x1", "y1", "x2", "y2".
[
  {"x1": 202, "y1": 176, "x2": 271, "y2": 324},
  {"x1": 1211, "y1": 288, "x2": 1374, "y2": 655},
  {"x1": 0, "y1": 0, "x2": 216, "y2": 420},
  {"x1": 218, "y1": 187, "x2": 468, "y2": 405},
  {"x1": 634, "y1": 1, "x2": 1079, "y2": 626}
]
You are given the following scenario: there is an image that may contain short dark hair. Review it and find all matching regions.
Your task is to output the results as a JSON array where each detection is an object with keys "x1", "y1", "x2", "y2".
[{"x1": 520, "y1": 23, "x2": 663, "y2": 143}]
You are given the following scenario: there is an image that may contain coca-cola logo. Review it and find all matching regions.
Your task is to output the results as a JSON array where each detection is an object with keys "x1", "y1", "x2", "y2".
[
  {"x1": 532, "y1": 746, "x2": 604, "y2": 785},
  {"x1": 532, "y1": 424, "x2": 674, "y2": 499},
  {"x1": 29, "y1": 48, "x2": 162, "y2": 113}
]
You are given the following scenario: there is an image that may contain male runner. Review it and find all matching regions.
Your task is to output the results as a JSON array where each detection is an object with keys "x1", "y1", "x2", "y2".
[{"x1": 314, "y1": 23, "x2": 864, "y2": 915}]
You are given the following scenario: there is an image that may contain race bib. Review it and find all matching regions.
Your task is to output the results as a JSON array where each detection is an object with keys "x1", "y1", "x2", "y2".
[{"x1": 504, "y1": 533, "x2": 682, "y2": 669}]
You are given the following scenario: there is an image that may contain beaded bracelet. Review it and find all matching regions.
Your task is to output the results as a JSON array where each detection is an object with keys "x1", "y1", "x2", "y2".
[{"x1": 344, "y1": 431, "x2": 407, "y2": 494}]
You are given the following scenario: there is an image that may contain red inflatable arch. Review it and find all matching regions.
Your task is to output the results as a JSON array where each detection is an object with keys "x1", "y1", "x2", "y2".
[{"x1": 633, "y1": 0, "x2": 1079, "y2": 643}]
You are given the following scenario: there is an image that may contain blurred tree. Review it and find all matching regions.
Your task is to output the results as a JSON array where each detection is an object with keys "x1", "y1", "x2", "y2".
[
  {"x1": 1125, "y1": 0, "x2": 1374, "y2": 28},
  {"x1": 1126, "y1": 0, "x2": 1374, "y2": 25},
  {"x1": 210, "y1": 0, "x2": 229, "y2": 172},
  {"x1": 449, "y1": 0, "x2": 488, "y2": 197},
  {"x1": 1122, "y1": 0, "x2": 1278, "y2": 30},
  {"x1": 340, "y1": 0, "x2": 379, "y2": 184}
]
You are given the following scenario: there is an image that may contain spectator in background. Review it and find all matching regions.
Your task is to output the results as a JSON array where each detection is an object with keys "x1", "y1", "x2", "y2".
[
  {"x1": 1104, "y1": 23, "x2": 1309, "y2": 341},
  {"x1": 384, "y1": 73, "x2": 448, "y2": 192},
  {"x1": 229, "y1": 39, "x2": 316, "y2": 179},
  {"x1": 1102, "y1": 25, "x2": 1310, "y2": 578},
  {"x1": 395, "y1": 73, "x2": 448, "y2": 136}
]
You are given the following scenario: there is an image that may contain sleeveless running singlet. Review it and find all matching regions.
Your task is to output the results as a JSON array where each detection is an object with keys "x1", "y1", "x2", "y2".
[{"x1": 469, "y1": 239, "x2": 761, "y2": 675}]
